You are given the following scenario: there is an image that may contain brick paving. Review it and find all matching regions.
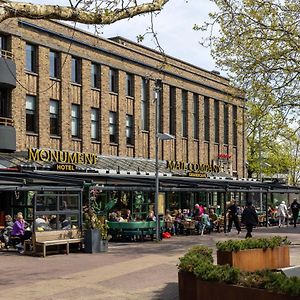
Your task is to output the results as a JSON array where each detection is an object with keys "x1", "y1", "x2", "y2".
[{"x1": 1, "y1": 225, "x2": 300, "y2": 300}]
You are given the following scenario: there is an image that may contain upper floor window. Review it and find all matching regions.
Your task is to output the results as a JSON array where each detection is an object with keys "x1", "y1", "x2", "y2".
[
  {"x1": 141, "y1": 78, "x2": 149, "y2": 131},
  {"x1": 49, "y1": 50, "x2": 60, "y2": 79},
  {"x1": 26, "y1": 44, "x2": 37, "y2": 73},
  {"x1": 193, "y1": 93, "x2": 199, "y2": 139},
  {"x1": 204, "y1": 96, "x2": 210, "y2": 141},
  {"x1": 71, "y1": 57, "x2": 81, "y2": 84},
  {"x1": 26, "y1": 95, "x2": 37, "y2": 133},
  {"x1": 214, "y1": 100, "x2": 219, "y2": 143},
  {"x1": 169, "y1": 86, "x2": 176, "y2": 135},
  {"x1": 154, "y1": 79, "x2": 163, "y2": 133},
  {"x1": 126, "y1": 114, "x2": 134, "y2": 145},
  {"x1": 126, "y1": 73, "x2": 134, "y2": 97},
  {"x1": 224, "y1": 103, "x2": 229, "y2": 145},
  {"x1": 233, "y1": 105, "x2": 237, "y2": 146},
  {"x1": 50, "y1": 99, "x2": 60, "y2": 136},
  {"x1": 91, "y1": 63, "x2": 100, "y2": 89},
  {"x1": 91, "y1": 108, "x2": 99, "y2": 140},
  {"x1": 109, "y1": 111, "x2": 117, "y2": 143},
  {"x1": 71, "y1": 104, "x2": 80, "y2": 138},
  {"x1": 182, "y1": 90, "x2": 188, "y2": 137},
  {"x1": 0, "y1": 35, "x2": 7, "y2": 50},
  {"x1": 0, "y1": 89, "x2": 10, "y2": 117},
  {"x1": 109, "y1": 68, "x2": 118, "y2": 93}
]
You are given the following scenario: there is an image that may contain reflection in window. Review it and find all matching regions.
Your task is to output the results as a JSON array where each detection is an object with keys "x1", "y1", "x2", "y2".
[
  {"x1": 49, "y1": 50, "x2": 60, "y2": 79},
  {"x1": 50, "y1": 99, "x2": 60, "y2": 136},
  {"x1": 26, "y1": 95, "x2": 37, "y2": 133},
  {"x1": 109, "y1": 111, "x2": 117, "y2": 143},
  {"x1": 109, "y1": 68, "x2": 118, "y2": 93},
  {"x1": 126, "y1": 114, "x2": 134, "y2": 145},
  {"x1": 71, "y1": 104, "x2": 80, "y2": 138},
  {"x1": 91, "y1": 108, "x2": 99, "y2": 140},
  {"x1": 26, "y1": 43, "x2": 37, "y2": 73},
  {"x1": 71, "y1": 56, "x2": 81, "y2": 83}
]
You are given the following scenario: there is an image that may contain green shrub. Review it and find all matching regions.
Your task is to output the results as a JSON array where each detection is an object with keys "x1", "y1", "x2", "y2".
[
  {"x1": 216, "y1": 236, "x2": 290, "y2": 252},
  {"x1": 178, "y1": 244, "x2": 299, "y2": 296}
]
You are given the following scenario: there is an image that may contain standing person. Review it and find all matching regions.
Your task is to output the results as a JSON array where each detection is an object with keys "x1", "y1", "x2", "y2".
[
  {"x1": 227, "y1": 199, "x2": 241, "y2": 234},
  {"x1": 277, "y1": 201, "x2": 289, "y2": 228},
  {"x1": 241, "y1": 202, "x2": 258, "y2": 238},
  {"x1": 290, "y1": 198, "x2": 300, "y2": 228}
]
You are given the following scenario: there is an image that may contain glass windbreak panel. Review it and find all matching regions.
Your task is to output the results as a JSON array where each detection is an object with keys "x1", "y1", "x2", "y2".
[
  {"x1": 36, "y1": 194, "x2": 58, "y2": 211},
  {"x1": 41, "y1": 214, "x2": 79, "y2": 230},
  {"x1": 59, "y1": 194, "x2": 79, "y2": 210}
]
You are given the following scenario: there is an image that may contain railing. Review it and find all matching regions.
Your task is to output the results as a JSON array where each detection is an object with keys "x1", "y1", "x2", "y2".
[
  {"x1": 0, "y1": 49, "x2": 14, "y2": 60},
  {"x1": 0, "y1": 117, "x2": 14, "y2": 126}
]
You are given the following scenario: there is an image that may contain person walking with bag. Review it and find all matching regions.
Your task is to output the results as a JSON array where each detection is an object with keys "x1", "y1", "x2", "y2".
[
  {"x1": 241, "y1": 201, "x2": 258, "y2": 238},
  {"x1": 290, "y1": 198, "x2": 300, "y2": 228}
]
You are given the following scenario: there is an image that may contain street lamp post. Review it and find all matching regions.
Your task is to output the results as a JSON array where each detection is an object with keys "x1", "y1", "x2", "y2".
[{"x1": 154, "y1": 79, "x2": 174, "y2": 241}]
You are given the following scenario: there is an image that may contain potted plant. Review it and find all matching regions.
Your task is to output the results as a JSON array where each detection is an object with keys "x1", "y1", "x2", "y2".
[
  {"x1": 83, "y1": 205, "x2": 109, "y2": 253},
  {"x1": 216, "y1": 236, "x2": 290, "y2": 271},
  {"x1": 178, "y1": 245, "x2": 300, "y2": 300}
]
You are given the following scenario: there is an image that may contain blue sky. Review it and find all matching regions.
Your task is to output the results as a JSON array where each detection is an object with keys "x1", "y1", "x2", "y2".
[{"x1": 24, "y1": 0, "x2": 218, "y2": 72}]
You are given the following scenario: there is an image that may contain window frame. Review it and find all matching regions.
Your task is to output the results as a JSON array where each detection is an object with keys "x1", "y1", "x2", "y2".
[
  {"x1": 71, "y1": 56, "x2": 81, "y2": 84},
  {"x1": 214, "y1": 100, "x2": 219, "y2": 143},
  {"x1": 26, "y1": 95, "x2": 37, "y2": 133},
  {"x1": 50, "y1": 99, "x2": 60, "y2": 136},
  {"x1": 204, "y1": 97, "x2": 210, "y2": 141},
  {"x1": 193, "y1": 93, "x2": 199, "y2": 139},
  {"x1": 91, "y1": 107, "x2": 100, "y2": 141},
  {"x1": 109, "y1": 111, "x2": 117, "y2": 143},
  {"x1": 71, "y1": 104, "x2": 81, "y2": 138},
  {"x1": 109, "y1": 68, "x2": 118, "y2": 93},
  {"x1": 25, "y1": 43, "x2": 37, "y2": 73},
  {"x1": 126, "y1": 73, "x2": 134, "y2": 97},
  {"x1": 169, "y1": 86, "x2": 176, "y2": 135},
  {"x1": 91, "y1": 63, "x2": 100, "y2": 89},
  {"x1": 49, "y1": 50, "x2": 60, "y2": 79},
  {"x1": 126, "y1": 114, "x2": 134, "y2": 145},
  {"x1": 181, "y1": 90, "x2": 188, "y2": 137},
  {"x1": 141, "y1": 78, "x2": 149, "y2": 131}
]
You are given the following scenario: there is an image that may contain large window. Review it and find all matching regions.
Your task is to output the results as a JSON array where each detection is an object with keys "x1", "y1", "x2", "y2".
[
  {"x1": 0, "y1": 89, "x2": 10, "y2": 117},
  {"x1": 0, "y1": 35, "x2": 7, "y2": 51},
  {"x1": 50, "y1": 100, "x2": 60, "y2": 136},
  {"x1": 49, "y1": 50, "x2": 60, "y2": 79},
  {"x1": 126, "y1": 114, "x2": 134, "y2": 145},
  {"x1": 193, "y1": 93, "x2": 199, "y2": 139},
  {"x1": 71, "y1": 57, "x2": 81, "y2": 84},
  {"x1": 182, "y1": 90, "x2": 188, "y2": 137},
  {"x1": 91, "y1": 63, "x2": 100, "y2": 89},
  {"x1": 233, "y1": 105, "x2": 237, "y2": 146},
  {"x1": 224, "y1": 103, "x2": 229, "y2": 145},
  {"x1": 71, "y1": 104, "x2": 80, "y2": 138},
  {"x1": 169, "y1": 86, "x2": 176, "y2": 135},
  {"x1": 109, "y1": 111, "x2": 117, "y2": 143},
  {"x1": 126, "y1": 73, "x2": 134, "y2": 97},
  {"x1": 109, "y1": 68, "x2": 118, "y2": 93},
  {"x1": 204, "y1": 96, "x2": 210, "y2": 141},
  {"x1": 91, "y1": 108, "x2": 99, "y2": 140},
  {"x1": 214, "y1": 100, "x2": 219, "y2": 143},
  {"x1": 141, "y1": 78, "x2": 149, "y2": 131},
  {"x1": 26, "y1": 44, "x2": 37, "y2": 73},
  {"x1": 26, "y1": 95, "x2": 37, "y2": 133}
]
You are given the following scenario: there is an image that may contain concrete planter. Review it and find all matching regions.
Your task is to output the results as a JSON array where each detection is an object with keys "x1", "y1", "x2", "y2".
[
  {"x1": 217, "y1": 246, "x2": 290, "y2": 272},
  {"x1": 178, "y1": 271, "x2": 298, "y2": 300},
  {"x1": 84, "y1": 229, "x2": 108, "y2": 253}
]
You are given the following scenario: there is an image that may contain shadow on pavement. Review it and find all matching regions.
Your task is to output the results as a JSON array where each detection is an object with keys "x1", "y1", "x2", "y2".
[{"x1": 152, "y1": 282, "x2": 179, "y2": 300}]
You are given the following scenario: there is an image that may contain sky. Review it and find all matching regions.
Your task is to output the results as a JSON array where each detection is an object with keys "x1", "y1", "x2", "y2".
[{"x1": 22, "y1": 0, "x2": 219, "y2": 73}]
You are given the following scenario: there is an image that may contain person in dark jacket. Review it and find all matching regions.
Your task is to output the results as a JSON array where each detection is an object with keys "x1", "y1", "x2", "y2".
[
  {"x1": 241, "y1": 202, "x2": 258, "y2": 238},
  {"x1": 227, "y1": 199, "x2": 241, "y2": 234},
  {"x1": 291, "y1": 198, "x2": 300, "y2": 227}
]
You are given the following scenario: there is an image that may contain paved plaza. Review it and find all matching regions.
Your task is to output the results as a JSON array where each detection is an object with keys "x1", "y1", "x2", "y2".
[{"x1": 1, "y1": 226, "x2": 300, "y2": 300}]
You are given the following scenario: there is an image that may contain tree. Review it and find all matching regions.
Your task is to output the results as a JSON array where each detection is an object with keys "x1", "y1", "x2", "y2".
[{"x1": 0, "y1": 0, "x2": 169, "y2": 24}]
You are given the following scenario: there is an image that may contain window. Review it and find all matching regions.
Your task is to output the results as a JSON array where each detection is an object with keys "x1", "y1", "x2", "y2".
[
  {"x1": 26, "y1": 44, "x2": 37, "y2": 73},
  {"x1": 155, "y1": 80, "x2": 163, "y2": 133},
  {"x1": 233, "y1": 105, "x2": 237, "y2": 146},
  {"x1": 126, "y1": 114, "x2": 134, "y2": 145},
  {"x1": 91, "y1": 63, "x2": 100, "y2": 89},
  {"x1": 0, "y1": 35, "x2": 7, "y2": 50},
  {"x1": 182, "y1": 90, "x2": 188, "y2": 137},
  {"x1": 91, "y1": 108, "x2": 99, "y2": 140},
  {"x1": 204, "y1": 96, "x2": 210, "y2": 141},
  {"x1": 214, "y1": 100, "x2": 219, "y2": 143},
  {"x1": 71, "y1": 57, "x2": 81, "y2": 84},
  {"x1": 193, "y1": 93, "x2": 199, "y2": 139},
  {"x1": 141, "y1": 78, "x2": 149, "y2": 131},
  {"x1": 26, "y1": 95, "x2": 37, "y2": 132},
  {"x1": 71, "y1": 104, "x2": 80, "y2": 138},
  {"x1": 109, "y1": 68, "x2": 118, "y2": 93},
  {"x1": 109, "y1": 111, "x2": 117, "y2": 143},
  {"x1": 50, "y1": 100, "x2": 59, "y2": 136},
  {"x1": 49, "y1": 50, "x2": 60, "y2": 79},
  {"x1": 169, "y1": 86, "x2": 176, "y2": 135},
  {"x1": 224, "y1": 103, "x2": 229, "y2": 144},
  {"x1": 126, "y1": 73, "x2": 134, "y2": 97},
  {"x1": 0, "y1": 89, "x2": 10, "y2": 117}
]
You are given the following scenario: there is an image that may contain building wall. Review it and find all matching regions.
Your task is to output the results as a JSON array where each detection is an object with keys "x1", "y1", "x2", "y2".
[{"x1": 0, "y1": 18, "x2": 247, "y2": 177}]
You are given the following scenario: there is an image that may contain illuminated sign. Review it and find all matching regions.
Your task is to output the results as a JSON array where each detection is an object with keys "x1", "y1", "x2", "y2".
[
  {"x1": 53, "y1": 163, "x2": 76, "y2": 172},
  {"x1": 166, "y1": 160, "x2": 220, "y2": 173},
  {"x1": 188, "y1": 173, "x2": 207, "y2": 178},
  {"x1": 28, "y1": 148, "x2": 97, "y2": 165}
]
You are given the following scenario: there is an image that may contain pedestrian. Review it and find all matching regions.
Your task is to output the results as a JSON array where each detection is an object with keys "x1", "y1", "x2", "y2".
[
  {"x1": 227, "y1": 199, "x2": 241, "y2": 234},
  {"x1": 290, "y1": 198, "x2": 300, "y2": 228},
  {"x1": 241, "y1": 201, "x2": 258, "y2": 238},
  {"x1": 277, "y1": 201, "x2": 289, "y2": 228}
]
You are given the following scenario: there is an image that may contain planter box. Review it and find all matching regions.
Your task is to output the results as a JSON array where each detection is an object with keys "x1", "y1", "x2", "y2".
[
  {"x1": 84, "y1": 229, "x2": 108, "y2": 253},
  {"x1": 217, "y1": 246, "x2": 290, "y2": 272},
  {"x1": 178, "y1": 271, "x2": 298, "y2": 300}
]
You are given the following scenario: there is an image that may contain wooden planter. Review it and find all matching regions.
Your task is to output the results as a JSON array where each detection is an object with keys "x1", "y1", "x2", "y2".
[
  {"x1": 217, "y1": 246, "x2": 290, "y2": 272},
  {"x1": 178, "y1": 271, "x2": 298, "y2": 300}
]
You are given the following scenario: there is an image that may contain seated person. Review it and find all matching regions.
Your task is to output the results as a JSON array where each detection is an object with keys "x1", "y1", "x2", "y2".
[
  {"x1": 1, "y1": 215, "x2": 14, "y2": 246},
  {"x1": 146, "y1": 210, "x2": 156, "y2": 221},
  {"x1": 122, "y1": 209, "x2": 132, "y2": 222},
  {"x1": 35, "y1": 215, "x2": 51, "y2": 231},
  {"x1": 199, "y1": 209, "x2": 212, "y2": 235},
  {"x1": 116, "y1": 211, "x2": 125, "y2": 222},
  {"x1": 109, "y1": 212, "x2": 118, "y2": 222},
  {"x1": 164, "y1": 210, "x2": 174, "y2": 234},
  {"x1": 209, "y1": 208, "x2": 219, "y2": 232},
  {"x1": 59, "y1": 215, "x2": 71, "y2": 230},
  {"x1": 11, "y1": 213, "x2": 32, "y2": 249}
]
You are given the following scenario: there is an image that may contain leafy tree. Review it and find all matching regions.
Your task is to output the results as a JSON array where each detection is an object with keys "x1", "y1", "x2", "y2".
[{"x1": 0, "y1": 0, "x2": 169, "y2": 24}]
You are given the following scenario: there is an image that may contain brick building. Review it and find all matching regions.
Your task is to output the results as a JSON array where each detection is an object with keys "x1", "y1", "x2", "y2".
[{"x1": 0, "y1": 18, "x2": 250, "y2": 221}]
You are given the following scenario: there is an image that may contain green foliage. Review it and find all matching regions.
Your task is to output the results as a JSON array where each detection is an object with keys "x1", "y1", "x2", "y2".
[
  {"x1": 216, "y1": 236, "x2": 290, "y2": 252},
  {"x1": 178, "y1": 244, "x2": 300, "y2": 296}
]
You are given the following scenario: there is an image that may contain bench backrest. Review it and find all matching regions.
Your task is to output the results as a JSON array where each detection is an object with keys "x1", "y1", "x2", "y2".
[
  {"x1": 34, "y1": 229, "x2": 82, "y2": 242},
  {"x1": 107, "y1": 221, "x2": 164, "y2": 230}
]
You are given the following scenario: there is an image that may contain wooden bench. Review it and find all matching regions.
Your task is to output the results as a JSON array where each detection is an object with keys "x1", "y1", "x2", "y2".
[{"x1": 25, "y1": 229, "x2": 83, "y2": 257}]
